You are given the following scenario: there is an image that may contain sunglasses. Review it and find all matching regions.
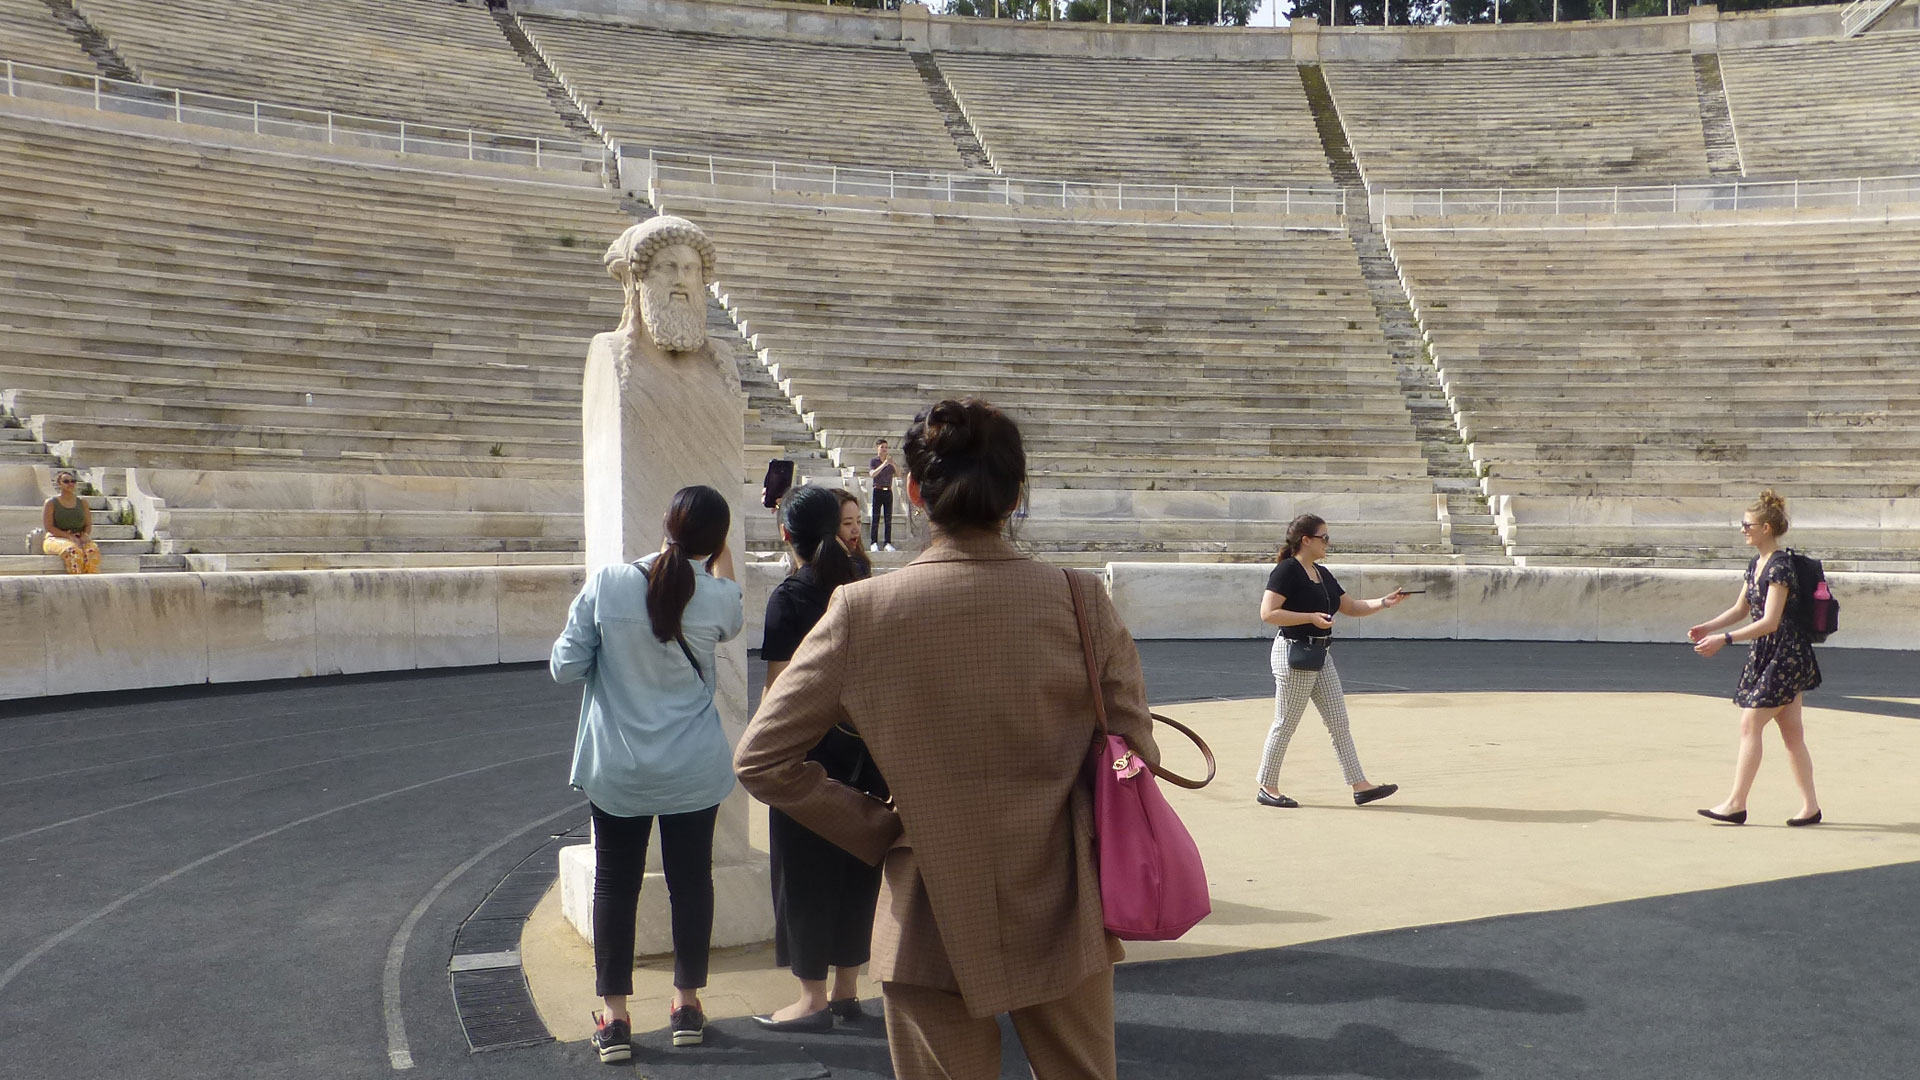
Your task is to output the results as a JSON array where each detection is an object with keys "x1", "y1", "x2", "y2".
[
  {"x1": 57, "y1": 477, "x2": 77, "y2": 484},
  {"x1": 1311, "y1": 533, "x2": 1331, "y2": 542},
  {"x1": 1739, "y1": 522, "x2": 1756, "y2": 533}
]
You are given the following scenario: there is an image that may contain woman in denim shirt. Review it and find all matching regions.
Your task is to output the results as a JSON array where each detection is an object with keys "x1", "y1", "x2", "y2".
[{"x1": 552, "y1": 485, "x2": 743, "y2": 1062}]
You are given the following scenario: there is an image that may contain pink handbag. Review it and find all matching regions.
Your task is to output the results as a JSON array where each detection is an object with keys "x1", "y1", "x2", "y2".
[{"x1": 1067, "y1": 571, "x2": 1217, "y2": 942}]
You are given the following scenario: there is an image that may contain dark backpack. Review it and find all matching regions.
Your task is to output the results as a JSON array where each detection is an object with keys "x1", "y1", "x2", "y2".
[{"x1": 1784, "y1": 550, "x2": 1839, "y2": 643}]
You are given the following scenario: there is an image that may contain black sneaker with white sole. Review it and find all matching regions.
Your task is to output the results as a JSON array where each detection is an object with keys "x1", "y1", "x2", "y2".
[
  {"x1": 670, "y1": 1004, "x2": 705, "y2": 1047},
  {"x1": 590, "y1": 1013, "x2": 631, "y2": 1064}
]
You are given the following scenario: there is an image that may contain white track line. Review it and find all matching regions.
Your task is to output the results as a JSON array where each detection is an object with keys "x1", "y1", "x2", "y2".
[
  {"x1": 383, "y1": 800, "x2": 588, "y2": 1070},
  {"x1": 0, "y1": 750, "x2": 565, "y2": 999},
  {"x1": 0, "y1": 720, "x2": 558, "y2": 845}
]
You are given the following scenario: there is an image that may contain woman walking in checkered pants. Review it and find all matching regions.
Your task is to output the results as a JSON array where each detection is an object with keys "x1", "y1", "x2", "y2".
[{"x1": 1254, "y1": 514, "x2": 1411, "y2": 809}]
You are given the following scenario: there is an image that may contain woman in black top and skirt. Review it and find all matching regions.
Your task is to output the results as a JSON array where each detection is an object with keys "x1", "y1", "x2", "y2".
[
  {"x1": 1688, "y1": 489, "x2": 1823, "y2": 826},
  {"x1": 1255, "y1": 514, "x2": 1410, "y2": 808},
  {"x1": 754, "y1": 485, "x2": 887, "y2": 1030}
]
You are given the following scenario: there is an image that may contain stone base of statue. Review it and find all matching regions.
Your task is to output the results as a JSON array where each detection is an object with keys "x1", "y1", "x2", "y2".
[{"x1": 572, "y1": 217, "x2": 769, "y2": 956}]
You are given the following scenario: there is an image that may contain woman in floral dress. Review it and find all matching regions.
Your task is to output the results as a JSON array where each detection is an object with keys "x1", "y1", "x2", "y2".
[{"x1": 1687, "y1": 490, "x2": 1823, "y2": 827}]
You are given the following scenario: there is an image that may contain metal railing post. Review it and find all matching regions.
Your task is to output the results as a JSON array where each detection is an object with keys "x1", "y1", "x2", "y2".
[
  {"x1": 174, "y1": 88, "x2": 182, "y2": 124},
  {"x1": 832, "y1": 163, "x2": 839, "y2": 195},
  {"x1": 252, "y1": 100, "x2": 259, "y2": 135},
  {"x1": 93, "y1": 74, "x2": 101, "y2": 112},
  {"x1": 1229, "y1": 186, "x2": 1236, "y2": 214},
  {"x1": 399, "y1": 121, "x2": 407, "y2": 154},
  {"x1": 535, "y1": 139, "x2": 542, "y2": 170},
  {"x1": 5, "y1": 60, "x2": 13, "y2": 99},
  {"x1": 1733, "y1": 182, "x2": 1740, "y2": 210},
  {"x1": 1857, "y1": 176, "x2": 1864, "y2": 207},
  {"x1": 1612, "y1": 186, "x2": 1619, "y2": 214},
  {"x1": 947, "y1": 172, "x2": 953, "y2": 201},
  {"x1": 1285, "y1": 188, "x2": 1291, "y2": 215},
  {"x1": 1173, "y1": 184, "x2": 1180, "y2": 213},
  {"x1": 1119, "y1": 183, "x2": 1125, "y2": 211},
  {"x1": 890, "y1": 171, "x2": 896, "y2": 199},
  {"x1": 709, "y1": 155, "x2": 716, "y2": 184},
  {"x1": 1496, "y1": 188, "x2": 1502, "y2": 216},
  {"x1": 1793, "y1": 179, "x2": 1800, "y2": 209},
  {"x1": 770, "y1": 159, "x2": 776, "y2": 191},
  {"x1": 1059, "y1": 179, "x2": 1067, "y2": 208},
  {"x1": 467, "y1": 129, "x2": 474, "y2": 160},
  {"x1": 1671, "y1": 184, "x2": 1678, "y2": 213}
]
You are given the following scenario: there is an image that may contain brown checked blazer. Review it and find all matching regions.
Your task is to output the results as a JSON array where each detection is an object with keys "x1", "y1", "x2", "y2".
[{"x1": 736, "y1": 530, "x2": 1160, "y2": 1019}]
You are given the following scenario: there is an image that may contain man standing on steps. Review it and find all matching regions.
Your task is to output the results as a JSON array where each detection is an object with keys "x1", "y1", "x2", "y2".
[{"x1": 868, "y1": 438, "x2": 898, "y2": 552}]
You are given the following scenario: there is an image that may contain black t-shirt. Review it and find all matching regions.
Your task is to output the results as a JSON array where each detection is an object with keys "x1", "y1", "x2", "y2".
[
  {"x1": 1265, "y1": 557, "x2": 1344, "y2": 641},
  {"x1": 759, "y1": 566, "x2": 885, "y2": 796},
  {"x1": 761, "y1": 566, "x2": 830, "y2": 663}
]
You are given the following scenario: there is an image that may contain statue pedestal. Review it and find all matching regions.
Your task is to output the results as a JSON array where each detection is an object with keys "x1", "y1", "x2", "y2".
[{"x1": 578, "y1": 328, "x2": 771, "y2": 956}]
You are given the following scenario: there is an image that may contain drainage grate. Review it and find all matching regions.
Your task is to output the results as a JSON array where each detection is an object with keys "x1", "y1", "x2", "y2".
[
  {"x1": 451, "y1": 967, "x2": 551, "y2": 1053},
  {"x1": 447, "y1": 817, "x2": 588, "y2": 1053}
]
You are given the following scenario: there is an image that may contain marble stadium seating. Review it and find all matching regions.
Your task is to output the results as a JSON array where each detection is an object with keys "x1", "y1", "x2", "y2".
[
  {"x1": 518, "y1": 15, "x2": 964, "y2": 170},
  {"x1": 0, "y1": 0, "x2": 91, "y2": 72},
  {"x1": 1388, "y1": 209, "x2": 1920, "y2": 567},
  {"x1": 1324, "y1": 53, "x2": 1712, "y2": 189},
  {"x1": 1718, "y1": 29, "x2": 1920, "y2": 178},
  {"x1": 657, "y1": 180, "x2": 1445, "y2": 564},
  {"x1": 0, "y1": 107, "x2": 632, "y2": 568},
  {"x1": 936, "y1": 53, "x2": 1331, "y2": 185},
  {"x1": 70, "y1": 0, "x2": 572, "y2": 138}
]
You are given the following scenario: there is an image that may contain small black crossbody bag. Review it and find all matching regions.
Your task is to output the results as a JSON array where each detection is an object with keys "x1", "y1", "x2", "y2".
[
  {"x1": 1287, "y1": 635, "x2": 1331, "y2": 671},
  {"x1": 1285, "y1": 563, "x2": 1334, "y2": 670}
]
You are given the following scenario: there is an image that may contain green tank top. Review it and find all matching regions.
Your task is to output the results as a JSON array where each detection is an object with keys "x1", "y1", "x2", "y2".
[{"x1": 50, "y1": 498, "x2": 89, "y2": 533}]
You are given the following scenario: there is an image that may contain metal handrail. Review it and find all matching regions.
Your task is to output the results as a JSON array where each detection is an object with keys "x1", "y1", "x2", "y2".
[
  {"x1": 0, "y1": 58, "x2": 601, "y2": 173},
  {"x1": 627, "y1": 146, "x2": 1346, "y2": 217},
  {"x1": 1378, "y1": 172, "x2": 1920, "y2": 218},
  {"x1": 1839, "y1": 0, "x2": 1902, "y2": 37}
]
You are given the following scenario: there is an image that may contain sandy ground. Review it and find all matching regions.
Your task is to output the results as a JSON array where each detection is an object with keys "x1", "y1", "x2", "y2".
[{"x1": 523, "y1": 690, "x2": 1920, "y2": 1040}]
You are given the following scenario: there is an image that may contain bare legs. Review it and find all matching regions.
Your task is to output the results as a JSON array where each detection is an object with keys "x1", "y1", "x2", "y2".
[
  {"x1": 1710, "y1": 694, "x2": 1817, "y2": 819},
  {"x1": 1774, "y1": 697, "x2": 1821, "y2": 820}
]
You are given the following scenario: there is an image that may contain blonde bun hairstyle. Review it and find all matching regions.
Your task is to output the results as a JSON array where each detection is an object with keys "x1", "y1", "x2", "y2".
[{"x1": 1748, "y1": 488, "x2": 1790, "y2": 536}]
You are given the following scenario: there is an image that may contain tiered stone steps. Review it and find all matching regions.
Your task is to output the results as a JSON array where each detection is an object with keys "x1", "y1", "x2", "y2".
[
  {"x1": 71, "y1": 0, "x2": 575, "y2": 138},
  {"x1": 1718, "y1": 29, "x2": 1920, "y2": 176},
  {"x1": 1301, "y1": 63, "x2": 1504, "y2": 562},
  {"x1": 909, "y1": 52, "x2": 992, "y2": 172},
  {"x1": 662, "y1": 180, "x2": 1443, "y2": 563},
  {"x1": 0, "y1": 108, "x2": 639, "y2": 566},
  {"x1": 488, "y1": 4, "x2": 603, "y2": 145},
  {"x1": 938, "y1": 51, "x2": 1331, "y2": 185},
  {"x1": 1390, "y1": 210, "x2": 1920, "y2": 565},
  {"x1": 1, "y1": 0, "x2": 94, "y2": 71},
  {"x1": 1324, "y1": 52, "x2": 1713, "y2": 188},
  {"x1": 1690, "y1": 53, "x2": 1744, "y2": 177},
  {"x1": 518, "y1": 16, "x2": 963, "y2": 168}
]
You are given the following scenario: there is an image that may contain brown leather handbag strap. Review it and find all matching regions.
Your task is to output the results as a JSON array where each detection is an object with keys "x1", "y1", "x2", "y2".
[{"x1": 1065, "y1": 569, "x2": 1216, "y2": 790}]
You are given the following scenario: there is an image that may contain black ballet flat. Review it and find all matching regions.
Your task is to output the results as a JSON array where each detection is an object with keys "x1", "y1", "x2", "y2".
[
  {"x1": 1787, "y1": 811, "x2": 1823, "y2": 827},
  {"x1": 1256, "y1": 790, "x2": 1299, "y2": 808},
  {"x1": 829, "y1": 997, "x2": 864, "y2": 1021},
  {"x1": 1353, "y1": 783, "x2": 1399, "y2": 806},
  {"x1": 1697, "y1": 808, "x2": 1748, "y2": 825}
]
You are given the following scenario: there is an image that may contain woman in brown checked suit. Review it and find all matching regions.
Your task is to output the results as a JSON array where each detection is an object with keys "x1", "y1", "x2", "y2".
[{"x1": 736, "y1": 398, "x2": 1160, "y2": 1080}]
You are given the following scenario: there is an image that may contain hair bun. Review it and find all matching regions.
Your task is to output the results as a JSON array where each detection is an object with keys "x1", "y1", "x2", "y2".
[
  {"x1": 925, "y1": 399, "x2": 987, "y2": 457},
  {"x1": 1759, "y1": 488, "x2": 1786, "y2": 510}
]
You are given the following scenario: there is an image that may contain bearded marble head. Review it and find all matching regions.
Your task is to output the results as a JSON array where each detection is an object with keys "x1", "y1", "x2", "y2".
[{"x1": 605, "y1": 216, "x2": 716, "y2": 355}]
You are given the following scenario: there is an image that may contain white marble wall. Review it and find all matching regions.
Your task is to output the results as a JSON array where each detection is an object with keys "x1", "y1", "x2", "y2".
[{"x1": 1106, "y1": 562, "x2": 1920, "y2": 651}]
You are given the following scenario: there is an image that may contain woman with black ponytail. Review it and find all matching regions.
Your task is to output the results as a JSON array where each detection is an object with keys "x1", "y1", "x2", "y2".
[
  {"x1": 752, "y1": 485, "x2": 886, "y2": 1031},
  {"x1": 552, "y1": 485, "x2": 741, "y2": 1062}
]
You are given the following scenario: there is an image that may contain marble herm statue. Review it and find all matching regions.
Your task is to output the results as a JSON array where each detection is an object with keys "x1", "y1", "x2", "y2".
[
  {"x1": 585, "y1": 215, "x2": 743, "y2": 570},
  {"x1": 569, "y1": 215, "x2": 769, "y2": 955}
]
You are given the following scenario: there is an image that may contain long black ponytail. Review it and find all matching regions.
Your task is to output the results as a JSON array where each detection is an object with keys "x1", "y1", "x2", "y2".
[
  {"x1": 647, "y1": 485, "x2": 731, "y2": 643},
  {"x1": 781, "y1": 485, "x2": 857, "y2": 593}
]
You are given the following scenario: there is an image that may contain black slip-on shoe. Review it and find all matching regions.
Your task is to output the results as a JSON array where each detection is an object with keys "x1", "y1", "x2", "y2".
[
  {"x1": 1697, "y1": 808, "x2": 1748, "y2": 825},
  {"x1": 750, "y1": 1008, "x2": 834, "y2": 1033},
  {"x1": 1353, "y1": 783, "x2": 1399, "y2": 806},
  {"x1": 1256, "y1": 790, "x2": 1299, "y2": 808},
  {"x1": 1787, "y1": 811, "x2": 1823, "y2": 827},
  {"x1": 829, "y1": 997, "x2": 865, "y2": 1021}
]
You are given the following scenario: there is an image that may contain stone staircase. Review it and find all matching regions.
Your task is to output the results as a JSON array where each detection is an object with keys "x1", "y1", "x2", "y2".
[
  {"x1": 0, "y1": 408, "x2": 178, "y2": 574},
  {"x1": 490, "y1": 4, "x2": 603, "y2": 144},
  {"x1": 1691, "y1": 54, "x2": 1744, "y2": 177},
  {"x1": 38, "y1": 0, "x2": 138, "y2": 81},
  {"x1": 908, "y1": 52, "x2": 994, "y2": 172},
  {"x1": 1299, "y1": 63, "x2": 1506, "y2": 562}
]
